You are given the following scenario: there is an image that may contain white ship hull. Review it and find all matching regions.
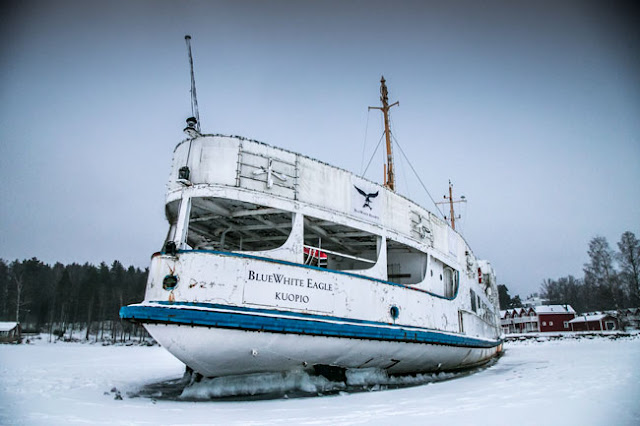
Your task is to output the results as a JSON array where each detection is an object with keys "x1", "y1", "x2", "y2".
[
  {"x1": 144, "y1": 320, "x2": 498, "y2": 377},
  {"x1": 124, "y1": 232, "x2": 502, "y2": 377}
]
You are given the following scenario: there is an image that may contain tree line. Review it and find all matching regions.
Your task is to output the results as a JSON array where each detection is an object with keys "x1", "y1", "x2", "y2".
[
  {"x1": 0, "y1": 258, "x2": 148, "y2": 341},
  {"x1": 540, "y1": 231, "x2": 639, "y2": 313},
  {"x1": 3, "y1": 231, "x2": 637, "y2": 337},
  {"x1": 500, "y1": 231, "x2": 639, "y2": 313}
]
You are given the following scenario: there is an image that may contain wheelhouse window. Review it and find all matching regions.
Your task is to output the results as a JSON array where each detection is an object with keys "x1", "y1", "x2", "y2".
[
  {"x1": 184, "y1": 197, "x2": 293, "y2": 252},
  {"x1": 164, "y1": 199, "x2": 181, "y2": 244},
  {"x1": 303, "y1": 215, "x2": 378, "y2": 271}
]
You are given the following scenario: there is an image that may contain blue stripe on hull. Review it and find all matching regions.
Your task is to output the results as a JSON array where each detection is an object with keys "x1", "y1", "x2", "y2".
[{"x1": 120, "y1": 302, "x2": 501, "y2": 349}]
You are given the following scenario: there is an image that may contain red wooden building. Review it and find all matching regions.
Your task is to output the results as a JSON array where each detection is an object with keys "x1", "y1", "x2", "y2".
[
  {"x1": 500, "y1": 305, "x2": 576, "y2": 334},
  {"x1": 569, "y1": 314, "x2": 619, "y2": 332},
  {"x1": 535, "y1": 305, "x2": 576, "y2": 332}
]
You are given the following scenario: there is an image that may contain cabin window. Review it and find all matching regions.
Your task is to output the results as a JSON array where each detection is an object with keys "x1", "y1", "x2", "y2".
[
  {"x1": 303, "y1": 215, "x2": 378, "y2": 271},
  {"x1": 443, "y1": 267, "x2": 458, "y2": 298},
  {"x1": 386, "y1": 239, "x2": 427, "y2": 285},
  {"x1": 184, "y1": 197, "x2": 293, "y2": 252},
  {"x1": 470, "y1": 290, "x2": 477, "y2": 312},
  {"x1": 425, "y1": 255, "x2": 458, "y2": 297}
]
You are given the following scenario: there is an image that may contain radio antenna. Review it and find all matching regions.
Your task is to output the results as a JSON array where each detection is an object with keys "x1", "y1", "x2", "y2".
[{"x1": 185, "y1": 35, "x2": 201, "y2": 132}]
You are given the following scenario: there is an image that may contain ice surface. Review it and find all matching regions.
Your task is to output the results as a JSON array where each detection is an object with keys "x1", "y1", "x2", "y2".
[{"x1": 1, "y1": 335, "x2": 639, "y2": 425}]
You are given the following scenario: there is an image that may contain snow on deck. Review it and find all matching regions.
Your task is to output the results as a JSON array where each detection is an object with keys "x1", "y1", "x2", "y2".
[{"x1": 1, "y1": 336, "x2": 639, "y2": 425}]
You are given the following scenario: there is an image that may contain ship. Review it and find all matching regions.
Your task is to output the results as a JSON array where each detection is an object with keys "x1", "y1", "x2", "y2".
[{"x1": 120, "y1": 36, "x2": 503, "y2": 379}]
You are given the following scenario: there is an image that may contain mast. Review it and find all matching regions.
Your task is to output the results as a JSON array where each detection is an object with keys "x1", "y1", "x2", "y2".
[
  {"x1": 185, "y1": 35, "x2": 201, "y2": 133},
  {"x1": 436, "y1": 180, "x2": 466, "y2": 230},
  {"x1": 448, "y1": 181, "x2": 456, "y2": 230},
  {"x1": 369, "y1": 76, "x2": 399, "y2": 191}
]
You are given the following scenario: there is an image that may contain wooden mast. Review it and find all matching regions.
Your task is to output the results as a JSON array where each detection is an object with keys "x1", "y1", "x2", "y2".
[
  {"x1": 436, "y1": 180, "x2": 467, "y2": 230},
  {"x1": 448, "y1": 181, "x2": 456, "y2": 230},
  {"x1": 369, "y1": 76, "x2": 399, "y2": 191}
]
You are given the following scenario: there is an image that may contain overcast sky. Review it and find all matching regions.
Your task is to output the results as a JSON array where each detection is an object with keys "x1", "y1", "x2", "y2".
[{"x1": 1, "y1": 1, "x2": 638, "y2": 297}]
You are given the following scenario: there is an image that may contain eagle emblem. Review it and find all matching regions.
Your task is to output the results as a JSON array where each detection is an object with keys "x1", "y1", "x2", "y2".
[{"x1": 354, "y1": 185, "x2": 379, "y2": 209}]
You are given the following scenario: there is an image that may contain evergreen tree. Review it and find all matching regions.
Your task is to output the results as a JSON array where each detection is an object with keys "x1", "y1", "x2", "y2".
[
  {"x1": 0, "y1": 259, "x2": 8, "y2": 320},
  {"x1": 510, "y1": 295, "x2": 523, "y2": 308},
  {"x1": 55, "y1": 269, "x2": 73, "y2": 336},
  {"x1": 498, "y1": 284, "x2": 511, "y2": 310}
]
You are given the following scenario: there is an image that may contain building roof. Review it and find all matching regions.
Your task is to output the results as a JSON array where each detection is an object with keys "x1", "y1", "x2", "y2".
[
  {"x1": 534, "y1": 305, "x2": 576, "y2": 314},
  {"x1": 522, "y1": 296, "x2": 549, "y2": 307},
  {"x1": 0, "y1": 322, "x2": 19, "y2": 332},
  {"x1": 568, "y1": 314, "x2": 612, "y2": 324}
]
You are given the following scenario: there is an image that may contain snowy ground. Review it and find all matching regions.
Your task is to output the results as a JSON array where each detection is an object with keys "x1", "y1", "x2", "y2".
[{"x1": 1, "y1": 335, "x2": 639, "y2": 425}]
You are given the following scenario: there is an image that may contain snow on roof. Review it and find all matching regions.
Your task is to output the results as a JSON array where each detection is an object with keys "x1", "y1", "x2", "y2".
[
  {"x1": 0, "y1": 322, "x2": 19, "y2": 332},
  {"x1": 534, "y1": 305, "x2": 576, "y2": 314},
  {"x1": 568, "y1": 314, "x2": 611, "y2": 323}
]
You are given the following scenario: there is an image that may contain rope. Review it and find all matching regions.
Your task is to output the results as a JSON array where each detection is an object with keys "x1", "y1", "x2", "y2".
[
  {"x1": 362, "y1": 131, "x2": 385, "y2": 177},
  {"x1": 360, "y1": 111, "x2": 371, "y2": 175},
  {"x1": 392, "y1": 134, "x2": 445, "y2": 218},
  {"x1": 397, "y1": 144, "x2": 411, "y2": 199}
]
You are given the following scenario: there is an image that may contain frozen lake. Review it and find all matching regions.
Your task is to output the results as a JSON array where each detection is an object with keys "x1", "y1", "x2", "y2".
[{"x1": 1, "y1": 335, "x2": 639, "y2": 425}]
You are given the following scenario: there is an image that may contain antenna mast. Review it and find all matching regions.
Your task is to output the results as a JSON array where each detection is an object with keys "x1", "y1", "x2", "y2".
[
  {"x1": 436, "y1": 180, "x2": 467, "y2": 230},
  {"x1": 369, "y1": 76, "x2": 399, "y2": 191},
  {"x1": 185, "y1": 35, "x2": 201, "y2": 132}
]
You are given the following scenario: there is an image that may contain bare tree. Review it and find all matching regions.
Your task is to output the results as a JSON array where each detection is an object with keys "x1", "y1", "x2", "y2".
[
  {"x1": 618, "y1": 231, "x2": 640, "y2": 307},
  {"x1": 10, "y1": 265, "x2": 25, "y2": 323},
  {"x1": 584, "y1": 236, "x2": 621, "y2": 310}
]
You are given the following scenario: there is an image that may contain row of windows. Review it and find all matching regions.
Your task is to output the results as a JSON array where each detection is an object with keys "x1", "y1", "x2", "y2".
[
  {"x1": 470, "y1": 289, "x2": 495, "y2": 324},
  {"x1": 166, "y1": 197, "x2": 460, "y2": 297}
]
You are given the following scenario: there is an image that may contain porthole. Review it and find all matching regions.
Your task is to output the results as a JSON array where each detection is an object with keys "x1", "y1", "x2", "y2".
[
  {"x1": 163, "y1": 274, "x2": 178, "y2": 290},
  {"x1": 390, "y1": 306, "x2": 400, "y2": 320}
]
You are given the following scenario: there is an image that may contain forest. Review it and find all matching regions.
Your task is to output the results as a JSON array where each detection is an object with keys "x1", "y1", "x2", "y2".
[
  {"x1": 500, "y1": 231, "x2": 640, "y2": 313},
  {"x1": 0, "y1": 259, "x2": 148, "y2": 341}
]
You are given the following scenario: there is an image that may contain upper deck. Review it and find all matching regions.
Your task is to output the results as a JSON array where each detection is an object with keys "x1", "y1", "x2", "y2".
[{"x1": 167, "y1": 134, "x2": 472, "y2": 262}]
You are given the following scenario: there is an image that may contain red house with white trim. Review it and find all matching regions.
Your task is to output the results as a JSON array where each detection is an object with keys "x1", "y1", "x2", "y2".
[
  {"x1": 535, "y1": 305, "x2": 576, "y2": 332},
  {"x1": 569, "y1": 314, "x2": 619, "y2": 332},
  {"x1": 500, "y1": 305, "x2": 576, "y2": 334}
]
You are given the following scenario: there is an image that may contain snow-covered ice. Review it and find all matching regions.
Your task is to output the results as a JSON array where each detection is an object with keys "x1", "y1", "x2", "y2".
[{"x1": 1, "y1": 335, "x2": 639, "y2": 425}]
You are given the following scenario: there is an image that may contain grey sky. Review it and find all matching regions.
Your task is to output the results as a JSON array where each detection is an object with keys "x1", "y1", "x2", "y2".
[{"x1": 1, "y1": 1, "x2": 638, "y2": 297}]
